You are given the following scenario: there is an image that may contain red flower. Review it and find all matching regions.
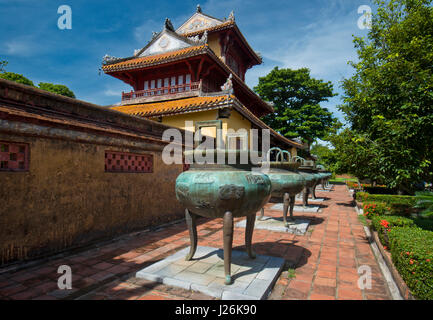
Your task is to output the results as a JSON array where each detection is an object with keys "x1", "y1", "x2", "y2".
[
  {"x1": 427, "y1": 259, "x2": 431, "y2": 262},
  {"x1": 410, "y1": 259, "x2": 414, "y2": 265},
  {"x1": 380, "y1": 220, "x2": 390, "y2": 228}
]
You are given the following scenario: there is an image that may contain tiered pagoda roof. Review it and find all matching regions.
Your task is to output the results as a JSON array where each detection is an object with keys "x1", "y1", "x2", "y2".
[
  {"x1": 102, "y1": 5, "x2": 306, "y2": 150},
  {"x1": 112, "y1": 95, "x2": 304, "y2": 149}
]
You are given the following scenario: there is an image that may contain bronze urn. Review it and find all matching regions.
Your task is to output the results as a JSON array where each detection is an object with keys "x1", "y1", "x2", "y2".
[
  {"x1": 175, "y1": 149, "x2": 272, "y2": 285},
  {"x1": 259, "y1": 148, "x2": 306, "y2": 226}
]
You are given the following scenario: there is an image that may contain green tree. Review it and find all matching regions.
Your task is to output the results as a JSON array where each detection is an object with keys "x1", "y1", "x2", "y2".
[
  {"x1": 0, "y1": 60, "x2": 7, "y2": 72},
  {"x1": 0, "y1": 72, "x2": 35, "y2": 87},
  {"x1": 254, "y1": 67, "x2": 338, "y2": 149},
  {"x1": 0, "y1": 64, "x2": 75, "y2": 98},
  {"x1": 328, "y1": 128, "x2": 384, "y2": 184},
  {"x1": 38, "y1": 82, "x2": 75, "y2": 98},
  {"x1": 310, "y1": 143, "x2": 337, "y2": 171},
  {"x1": 340, "y1": 0, "x2": 433, "y2": 193}
]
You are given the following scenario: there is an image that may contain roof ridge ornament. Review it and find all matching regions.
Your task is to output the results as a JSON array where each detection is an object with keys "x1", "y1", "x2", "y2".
[
  {"x1": 164, "y1": 18, "x2": 175, "y2": 32},
  {"x1": 187, "y1": 30, "x2": 208, "y2": 44},
  {"x1": 102, "y1": 54, "x2": 119, "y2": 65},
  {"x1": 196, "y1": 4, "x2": 202, "y2": 13},
  {"x1": 221, "y1": 73, "x2": 233, "y2": 93},
  {"x1": 228, "y1": 10, "x2": 235, "y2": 22}
]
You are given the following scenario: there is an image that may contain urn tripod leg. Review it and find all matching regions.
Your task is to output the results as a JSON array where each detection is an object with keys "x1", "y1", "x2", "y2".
[
  {"x1": 223, "y1": 211, "x2": 234, "y2": 285},
  {"x1": 245, "y1": 213, "x2": 256, "y2": 259},
  {"x1": 303, "y1": 187, "x2": 309, "y2": 208},
  {"x1": 258, "y1": 207, "x2": 265, "y2": 220},
  {"x1": 288, "y1": 195, "x2": 296, "y2": 223},
  {"x1": 311, "y1": 185, "x2": 317, "y2": 200},
  {"x1": 185, "y1": 209, "x2": 197, "y2": 261},
  {"x1": 282, "y1": 193, "x2": 290, "y2": 226}
]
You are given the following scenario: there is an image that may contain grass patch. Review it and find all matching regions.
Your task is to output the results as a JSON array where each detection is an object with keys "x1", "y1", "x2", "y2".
[
  {"x1": 329, "y1": 177, "x2": 358, "y2": 183},
  {"x1": 358, "y1": 214, "x2": 367, "y2": 226},
  {"x1": 287, "y1": 268, "x2": 296, "y2": 279}
]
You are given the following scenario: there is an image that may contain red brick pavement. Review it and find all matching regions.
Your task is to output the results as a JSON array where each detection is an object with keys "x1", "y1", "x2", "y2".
[{"x1": 0, "y1": 184, "x2": 392, "y2": 300}]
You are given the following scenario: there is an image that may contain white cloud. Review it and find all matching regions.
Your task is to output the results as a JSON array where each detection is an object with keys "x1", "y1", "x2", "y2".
[
  {"x1": 134, "y1": 19, "x2": 162, "y2": 44},
  {"x1": 104, "y1": 89, "x2": 122, "y2": 97},
  {"x1": 261, "y1": 14, "x2": 358, "y2": 84},
  {"x1": 2, "y1": 40, "x2": 31, "y2": 56}
]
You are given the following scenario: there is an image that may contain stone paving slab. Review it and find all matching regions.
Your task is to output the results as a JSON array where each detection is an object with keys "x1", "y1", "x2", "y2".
[
  {"x1": 135, "y1": 246, "x2": 284, "y2": 300},
  {"x1": 295, "y1": 195, "x2": 325, "y2": 203},
  {"x1": 235, "y1": 216, "x2": 310, "y2": 235},
  {"x1": 315, "y1": 185, "x2": 334, "y2": 192},
  {"x1": 0, "y1": 184, "x2": 394, "y2": 301},
  {"x1": 271, "y1": 203, "x2": 321, "y2": 213}
]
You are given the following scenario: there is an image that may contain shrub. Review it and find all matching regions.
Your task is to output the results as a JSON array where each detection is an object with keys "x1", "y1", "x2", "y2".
[
  {"x1": 356, "y1": 191, "x2": 369, "y2": 202},
  {"x1": 357, "y1": 193, "x2": 417, "y2": 217},
  {"x1": 357, "y1": 193, "x2": 416, "y2": 206},
  {"x1": 363, "y1": 202, "x2": 390, "y2": 219},
  {"x1": 388, "y1": 227, "x2": 433, "y2": 300},
  {"x1": 363, "y1": 186, "x2": 397, "y2": 195},
  {"x1": 414, "y1": 191, "x2": 433, "y2": 218},
  {"x1": 346, "y1": 181, "x2": 361, "y2": 190},
  {"x1": 371, "y1": 216, "x2": 414, "y2": 247},
  {"x1": 413, "y1": 218, "x2": 433, "y2": 232}
]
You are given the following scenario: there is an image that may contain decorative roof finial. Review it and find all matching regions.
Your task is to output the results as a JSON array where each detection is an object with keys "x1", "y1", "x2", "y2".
[
  {"x1": 221, "y1": 73, "x2": 233, "y2": 93},
  {"x1": 164, "y1": 18, "x2": 175, "y2": 32},
  {"x1": 196, "y1": 4, "x2": 202, "y2": 13},
  {"x1": 102, "y1": 54, "x2": 118, "y2": 65},
  {"x1": 201, "y1": 30, "x2": 208, "y2": 44},
  {"x1": 228, "y1": 10, "x2": 235, "y2": 22}
]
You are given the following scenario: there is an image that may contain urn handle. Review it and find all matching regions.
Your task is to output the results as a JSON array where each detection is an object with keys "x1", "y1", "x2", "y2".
[
  {"x1": 265, "y1": 147, "x2": 282, "y2": 162},
  {"x1": 276, "y1": 149, "x2": 292, "y2": 163}
]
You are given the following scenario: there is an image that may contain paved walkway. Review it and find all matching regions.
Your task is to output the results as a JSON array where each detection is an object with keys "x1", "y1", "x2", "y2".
[{"x1": 0, "y1": 185, "x2": 392, "y2": 300}]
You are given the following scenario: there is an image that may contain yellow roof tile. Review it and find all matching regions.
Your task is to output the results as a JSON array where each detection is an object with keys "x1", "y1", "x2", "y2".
[
  {"x1": 110, "y1": 96, "x2": 230, "y2": 117},
  {"x1": 102, "y1": 45, "x2": 208, "y2": 72},
  {"x1": 110, "y1": 94, "x2": 304, "y2": 149},
  {"x1": 180, "y1": 20, "x2": 236, "y2": 37}
]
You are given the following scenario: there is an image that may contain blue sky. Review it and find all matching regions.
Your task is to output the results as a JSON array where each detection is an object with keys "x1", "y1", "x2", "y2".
[{"x1": 0, "y1": 0, "x2": 373, "y2": 121}]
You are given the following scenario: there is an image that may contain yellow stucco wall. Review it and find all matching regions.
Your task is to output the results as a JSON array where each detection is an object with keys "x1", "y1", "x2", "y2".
[
  {"x1": 0, "y1": 132, "x2": 184, "y2": 265},
  {"x1": 161, "y1": 110, "x2": 218, "y2": 132},
  {"x1": 160, "y1": 109, "x2": 252, "y2": 148},
  {"x1": 208, "y1": 33, "x2": 222, "y2": 58}
]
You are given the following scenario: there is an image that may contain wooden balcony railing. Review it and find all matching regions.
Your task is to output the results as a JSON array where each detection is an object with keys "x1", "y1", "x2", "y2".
[{"x1": 122, "y1": 81, "x2": 201, "y2": 101}]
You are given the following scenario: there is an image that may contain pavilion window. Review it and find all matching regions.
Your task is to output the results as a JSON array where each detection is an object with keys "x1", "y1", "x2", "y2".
[
  {"x1": 171, "y1": 76, "x2": 176, "y2": 93},
  {"x1": 150, "y1": 80, "x2": 155, "y2": 95},
  {"x1": 144, "y1": 81, "x2": 149, "y2": 96},
  {"x1": 157, "y1": 79, "x2": 162, "y2": 95},
  {"x1": 185, "y1": 74, "x2": 191, "y2": 91},
  {"x1": 178, "y1": 75, "x2": 184, "y2": 92},
  {"x1": 164, "y1": 78, "x2": 169, "y2": 94}
]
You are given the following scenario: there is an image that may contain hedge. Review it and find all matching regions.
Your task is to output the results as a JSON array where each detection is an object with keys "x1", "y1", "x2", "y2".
[
  {"x1": 363, "y1": 202, "x2": 390, "y2": 219},
  {"x1": 363, "y1": 186, "x2": 397, "y2": 195},
  {"x1": 346, "y1": 181, "x2": 361, "y2": 190},
  {"x1": 413, "y1": 218, "x2": 433, "y2": 232},
  {"x1": 357, "y1": 192, "x2": 417, "y2": 217},
  {"x1": 356, "y1": 192, "x2": 416, "y2": 206},
  {"x1": 371, "y1": 215, "x2": 415, "y2": 248},
  {"x1": 389, "y1": 227, "x2": 433, "y2": 300}
]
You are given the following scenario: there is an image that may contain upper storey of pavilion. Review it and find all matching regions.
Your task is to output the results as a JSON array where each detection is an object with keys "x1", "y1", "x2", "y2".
[{"x1": 102, "y1": 5, "x2": 272, "y2": 118}]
